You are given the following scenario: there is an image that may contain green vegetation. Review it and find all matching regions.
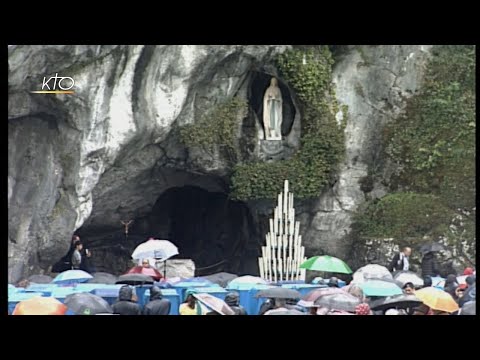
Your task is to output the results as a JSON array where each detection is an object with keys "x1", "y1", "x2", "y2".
[
  {"x1": 354, "y1": 45, "x2": 475, "y2": 264},
  {"x1": 180, "y1": 97, "x2": 248, "y2": 164},
  {"x1": 231, "y1": 46, "x2": 346, "y2": 200}
]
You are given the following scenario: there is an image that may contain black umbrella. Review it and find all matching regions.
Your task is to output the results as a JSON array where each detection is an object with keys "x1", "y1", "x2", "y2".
[
  {"x1": 370, "y1": 294, "x2": 423, "y2": 311},
  {"x1": 88, "y1": 272, "x2": 118, "y2": 284},
  {"x1": 27, "y1": 275, "x2": 53, "y2": 284},
  {"x1": 65, "y1": 292, "x2": 113, "y2": 315},
  {"x1": 203, "y1": 272, "x2": 238, "y2": 287},
  {"x1": 255, "y1": 287, "x2": 301, "y2": 299},
  {"x1": 116, "y1": 274, "x2": 154, "y2": 285},
  {"x1": 419, "y1": 242, "x2": 445, "y2": 255}
]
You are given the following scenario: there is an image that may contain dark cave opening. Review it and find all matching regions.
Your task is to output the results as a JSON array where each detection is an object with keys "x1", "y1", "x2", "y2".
[{"x1": 77, "y1": 185, "x2": 261, "y2": 276}]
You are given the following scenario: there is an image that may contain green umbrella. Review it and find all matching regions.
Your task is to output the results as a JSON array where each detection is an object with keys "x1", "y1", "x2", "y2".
[{"x1": 300, "y1": 255, "x2": 352, "y2": 274}]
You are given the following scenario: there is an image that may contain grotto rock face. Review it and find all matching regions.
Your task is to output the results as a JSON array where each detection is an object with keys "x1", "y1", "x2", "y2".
[
  {"x1": 8, "y1": 45, "x2": 291, "y2": 282},
  {"x1": 299, "y1": 45, "x2": 433, "y2": 263},
  {"x1": 8, "y1": 45, "x2": 432, "y2": 283}
]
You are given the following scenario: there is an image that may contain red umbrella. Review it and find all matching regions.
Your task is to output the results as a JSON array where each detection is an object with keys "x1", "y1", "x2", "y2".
[{"x1": 126, "y1": 266, "x2": 163, "y2": 281}]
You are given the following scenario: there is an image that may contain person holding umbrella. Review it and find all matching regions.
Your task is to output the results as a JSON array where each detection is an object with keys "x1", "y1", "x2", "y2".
[{"x1": 421, "y1": 252, "x2": 440, "y2": 278}]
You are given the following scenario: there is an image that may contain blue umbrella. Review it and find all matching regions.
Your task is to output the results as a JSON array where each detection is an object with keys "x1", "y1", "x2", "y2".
[
  {"x1": 53, "y1": 270, "x2": 93, "y2": 284},
  {"x1": 359, "y1": 280, "x2": 403, "y2": 297}
]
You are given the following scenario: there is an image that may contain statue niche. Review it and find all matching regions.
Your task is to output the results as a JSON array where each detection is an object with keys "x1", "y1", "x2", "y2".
[{"x1": 263, "y1": 77, "x2": 283, "y2": 140}]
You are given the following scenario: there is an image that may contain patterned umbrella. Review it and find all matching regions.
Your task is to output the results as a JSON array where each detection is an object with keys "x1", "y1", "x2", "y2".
[
  {"x1": 192, "y1": 293, "x2": 235, "y2": 315},
  {"x1": 352, "y1": 264, "x2": 393, "y2": 284},
  {"x1": 359, "y1": 280, "x2": 403, "y2": 297},
  {"x1": 300, "y1": 256, "x2": 352, "y2": 274},
  {"x1": 52, "y1": 270, "x2": 93, "y2": 285},
  {"x1": 126, "y1": 266, "x2": 163, "y2": 281},
  {"x1": 393, "y1": 271, "x2": 424, "y2": 288},
  {"x1": 415, "y1": 287, "x2": 459, "y2": 313},
  {"x1": 65, "y1": 292, "x2": 113, "y2": 315},
  {"x1": 13, "y1": 296, "x2": 67, "y2": 315},
  {"x1": 314, "y1": 292, "x2": 361, "y2": 312}
]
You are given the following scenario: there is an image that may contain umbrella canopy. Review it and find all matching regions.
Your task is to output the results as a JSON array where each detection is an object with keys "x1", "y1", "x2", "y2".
[
  {"x1": 228, "y1": 276, "x2": 268, "y2": 287},
  {"x1": 13, "y1": 296, "x2": 68, "y2": 315},
  {"x1": 126, "y1": 266, "x2": 163, "y2": 281},
  {"x1": 415, "y1": 287, "x2": 459, "y2": 313},
  {"x1": 314, "y1": 292, "x2": 361, "y2": 312},
  {"x1": 192, "y1": 293, "x2": 235, "y2": 315},
  {"x1": 131, "y1": 239, "x2": 179, "y2": 261},
  {"x1": 302, "y1": 287, "x2": 346, "y2": 302},
  {"x1": 419, "y1": 242, "x2": 445, "y2": 255},
  {"x1": 266, "y1": 309, "x2": 306, "y2": 315},
  {"x1": 116, "y1": 274, "x2": 154, "y2": 286},
  {"x1": 255, "y1": 287, "x2": 301, "y2": 299},
  {"x1": 352, "y1": 264, "x2": 393, "y2": 284},
  {"x1": 28, "y1": 275, "x2": 53, "y2": 284},
  {"x1": 431, "y1": 276, "x2": 445, "y2": 289},
  {"x1": 87, "y1": 272, "x2": 118, "y2": 284},
  {"x1": 393, "y1": 271, "x2": 424, "y2": 288},
  {"x1": 327, "y1": 310, "x2": 355, "y2": 315},
  {"x1": 52, "y1": 270, "x2": 93, "y2": 284},
  {"x1": 65, "y1": 292, "x2": 113, "y2": 315},
  {"x1": 359, "y1": 280, "x2": 403, "y2": 297},
  {"x1": 459, "y1": 301, "x2": 475, "y2": 315},
  {"x1": 370, "y1": 294, "x2": 423, "y2": 311},
  {"x1": 204, "y1": 272, "x2": 238, "y2": 287},
  {"x1": 300, "y1": 255, "x2": 352, "y2": 274}
]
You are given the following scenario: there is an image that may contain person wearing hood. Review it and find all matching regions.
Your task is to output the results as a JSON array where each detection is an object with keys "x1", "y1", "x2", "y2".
[
  {"x1": 263, "y1": 298, "x2": 289, "y2": 315},
  {"x1": 258, "y1": 298, "x2": 275, "y2": 315},
  {"x1": 112, "y1": 285, "x2": 142, "y2": 315},
  {"x1": 224, "y1": 291, "x2": 246, "y2": 315},
  {"x1": 143, "y1": 286, "x2": 171, "y2": 315},
  {"x1": 421, "y1": 252, "x2": 440, "y2": 278}
]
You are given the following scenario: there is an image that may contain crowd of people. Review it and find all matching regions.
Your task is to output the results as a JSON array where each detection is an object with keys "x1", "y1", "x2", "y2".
[{"x1": 43, "y1": 237, "x2": 475, "y2": 315}]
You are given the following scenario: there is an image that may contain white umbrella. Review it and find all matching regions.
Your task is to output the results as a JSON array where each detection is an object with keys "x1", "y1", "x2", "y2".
[
  {"x1": 227, "y1": 275, "x2": 269, "y2": 288},
  {"x1": 131, "y1": 239, "x2": 179, "y2": 261},
  {"x1": 393, "y1": 271, "x2": 424, "y2": 288},
  {"x1": 351, "y1": 264, "x2": 393, "y2": 284}
]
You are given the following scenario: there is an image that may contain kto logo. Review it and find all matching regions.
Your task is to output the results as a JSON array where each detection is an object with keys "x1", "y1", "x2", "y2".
[{"x1": 30, "y1": 73, "x2": 75, "y2": 94}]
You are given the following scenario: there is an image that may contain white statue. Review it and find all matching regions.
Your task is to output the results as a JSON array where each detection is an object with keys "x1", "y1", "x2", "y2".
[{"x1": 263, "y1": 77, "x2": 283, "y2": 140}]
